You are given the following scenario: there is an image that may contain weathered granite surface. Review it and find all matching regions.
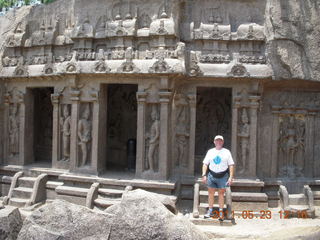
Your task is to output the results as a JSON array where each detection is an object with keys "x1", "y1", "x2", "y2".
[
  {"x1": 265, "y1": 0, "x2": 320, "y2": 81},
  {"x1": 0, "y1": 206, "x2": 23, "y2": 240},
  {"x1": 17, "y1": 199, "x2": 114, "y2": 240},
  {"x1": 17, "y1": 191, "x2": 208, "y2": 240},
  {"x1": 105, "y1": 189, "x2": 208, "y2": 240}
]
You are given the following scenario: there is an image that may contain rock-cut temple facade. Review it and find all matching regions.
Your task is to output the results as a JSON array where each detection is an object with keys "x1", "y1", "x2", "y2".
[{"x1": 0, "y1": 0, "x2": 319, "y2": 215}]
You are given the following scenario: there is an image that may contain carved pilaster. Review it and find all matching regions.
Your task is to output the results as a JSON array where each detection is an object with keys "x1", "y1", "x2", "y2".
[
  {"x1": 70, "y1": 89, "x2": 81, "y2": 172},
  {"x1": 305, "y1": 112, "x2": 316, "y2": 178},
  {"x1": 187, "y1": 93, "x2": 197, "y2": 176},
  {"x1": 159, "y1": 91, "x2": 172, "y2": 180},
  {"x1": 90, "y1": 89, "x2": 100, "y2": 174},
  {"x1": 51, "y1": 92, "x2": 62, "y2": 168},
  {"x1": 248, "y1": 95, "x2": 260, "y2": 178},
  {"x1": 270, "y1": 106, "x2": 280, "y2": 178},
  {"x1": 136, "y1": 91, "x2": 147, "y2": 178},
  {"x1": 231, "y1": 94, "x2": 241, "y2": 173}
]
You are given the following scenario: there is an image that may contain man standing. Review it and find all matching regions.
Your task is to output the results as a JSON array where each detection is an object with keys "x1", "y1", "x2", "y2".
[{"x1": 202, "y1": 135, "x2": 234, "y2": 220}]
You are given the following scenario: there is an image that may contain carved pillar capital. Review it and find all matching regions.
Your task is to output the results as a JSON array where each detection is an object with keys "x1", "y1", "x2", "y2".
[
  {"x1": 89, "y1": 89, "x2": 99, "y2": 102},
  {"x1": 233, "y1": 95, "x2": 241, "y2": 109},
  {"x1": 187, "y1": 93, "x2": 197, "y2": 108},
  {"x1": 249, "y1": 95, "x2": 260, "y2": 109},
  {"x1": 159, "y1": 91, "x2": 172, "y2": 103},
  {"x1": 70, "y1": 89, "x2": 81, "y2": 102},
  {"x1": 51, "y1": 93, "x2": 61, "y2": 104},
  {"x1": 136, "y1": 91, "x2": 148, "y2": 104}
]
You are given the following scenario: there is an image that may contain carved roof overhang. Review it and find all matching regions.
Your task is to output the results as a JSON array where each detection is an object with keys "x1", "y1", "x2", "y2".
[{"x1": 0, "y1": 58, "x2": 185, "y2": 78}]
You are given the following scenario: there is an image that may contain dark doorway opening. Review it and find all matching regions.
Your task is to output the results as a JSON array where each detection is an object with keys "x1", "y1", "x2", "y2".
[
  {"x1": 106, "y1": 84, "x2": 138, "y2": 171},
  {"x1": 33, "y1": 87, "x2": 54, "y2": 164},
  {"x1": 195, "y1": 87, "x2": 232, "y2": 174}
]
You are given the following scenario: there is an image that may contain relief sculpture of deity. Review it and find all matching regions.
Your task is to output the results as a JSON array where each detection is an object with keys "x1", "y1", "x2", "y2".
[
  {"x1": 78, "y1": 104, "x2": 92, "y2": 167},
  {"x1": 278, "y1": 115, "x2": 305, "y2": 178},
  {"x1": 237, "y1": 108, "x2": 250, "y2": 175},
  {"x1": 9, "y1": 103, "x2": 19, "y2": 156},
  {"x1": 147, "y1": 106, "x2": 160, "y2": 172},
  {"x1": 175, "y1": 94, "x2": 189, "y2": 167},
  {"x1": 60, "y1": 105, "x2": 71, "y2": 161}
]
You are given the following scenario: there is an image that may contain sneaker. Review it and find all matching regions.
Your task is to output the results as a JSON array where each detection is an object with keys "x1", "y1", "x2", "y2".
[{"x1": 204, "y1": 209, "x2": 213, "y2": 219}]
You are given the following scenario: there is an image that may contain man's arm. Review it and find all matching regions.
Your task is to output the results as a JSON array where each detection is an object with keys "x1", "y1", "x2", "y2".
[
  {"x1": 202, "y1": 164, "x2": 208, "y2": 184},
  {"x1": 227, "y1": 165, "x2": 234, "y2": 185}
]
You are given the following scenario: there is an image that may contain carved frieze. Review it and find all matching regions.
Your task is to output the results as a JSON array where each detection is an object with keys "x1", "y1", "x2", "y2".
[
  {"x1": 199, "y1": 54, "x2": 230, "y2": 64},
  {"x1": 227, "y1": 63, "x2": 250, "y2": 77},
  {"x1": 6, "y1": 23, "x2": 26, "y2": 47},
  {"x1": 149, "y1": 58, "x2": 173, "y2": 73}
]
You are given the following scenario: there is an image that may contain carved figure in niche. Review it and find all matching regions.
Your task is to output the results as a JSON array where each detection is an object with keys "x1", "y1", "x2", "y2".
[
  {"x1": 78, "y1": 104, "x2": 92, "y2": 166},
  {"x1": 9, "y1": 103, "x2": 19, "y2": 156},
  {"x1": 189, "y1": 51, "x2": 203, "y2": 76},
  {"x1": 60, "y1": 105, "x2": 71, "y2": 161},
  {"x1": 147, "y1": 106, "x2": 160, "y2": 172},
  {"x1": 238, "y1": 108, "x2": 250, "y2": 174},
  {"x1": 172, "y1": 42, "x2": 185, "y2": 60},
  {"x1": 175, "y1": 94, "x2": 189, "y2": 167},
  {"x1": 278, "y1": 115, "x2": 305, "y2": 178}
]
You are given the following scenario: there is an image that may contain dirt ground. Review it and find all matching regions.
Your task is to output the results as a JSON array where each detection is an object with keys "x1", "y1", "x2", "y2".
[{"x1": 177, "y1": 200, "x2": 320, "y2": 240}]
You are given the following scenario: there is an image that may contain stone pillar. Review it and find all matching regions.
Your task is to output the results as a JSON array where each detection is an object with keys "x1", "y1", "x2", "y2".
[
  {"x1": 270, "y1": 107, "x2": 280, "y2": 178},
  {"x1": 187, "y1": 93, "x2": 196, "y2": 176},
  {"x1": 305, "y1": 112, "x2": 316, "y2": 178},
  {"x1": 135, "y1": 91, "x2": 147, "y2": 178},
  {"x1": 51, "y1": 93, "x2": 61, "y2": 168},
  {"x1": 90, "y1": 90, "x2": 100, "y2": 174},
  {"x1": 69, "y1": 89, "x2": 81, "y2": 172},
  {"x1": 3, "y1": 93, "x2": 10, "y2": 164},
  {"x1": 248, "y1": 95, "x2": 260, "y2": 178},
  {"x1": 159, "y1": 91, "x2": 172, "y2": 180},
  {"x1": 231, "y1": 95, "x2": 241, "y2": 173}
]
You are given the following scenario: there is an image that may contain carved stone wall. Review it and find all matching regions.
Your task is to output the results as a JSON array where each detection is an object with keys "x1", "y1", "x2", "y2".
[{"x1": 258, "y1": 88, "x2": 320, "y2": 179}]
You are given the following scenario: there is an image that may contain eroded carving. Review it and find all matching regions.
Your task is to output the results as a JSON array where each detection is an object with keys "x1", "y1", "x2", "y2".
[
  {"x1": 237, "y1": 108, "x2": 250, "y2": 175},
  {"x1": 227, "y1": 63, "x2": 250, "y2": 77},
  {"x1": 60, "y1": 105, "x2": 71, "y2": 161},
  {"x1": 9, "y1": 103, "x2": 19, "y2": 156},
  {"x1": 146, "y1": 105, "x2": 160, "y2": 172},
  {"x1": 278, "y1": 115, "x2": 305, "y2": 178},
  {"x1": 175, "y1": 93, "x2": 190, "y2": 167},
  {"x1": 78, "y1": 103, "x2": 92, "y2": 167}
]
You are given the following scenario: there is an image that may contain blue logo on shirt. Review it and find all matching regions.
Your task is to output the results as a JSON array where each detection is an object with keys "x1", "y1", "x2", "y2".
[{"x1": 213, "y1": 156, "x2": 221, "y2": 164}]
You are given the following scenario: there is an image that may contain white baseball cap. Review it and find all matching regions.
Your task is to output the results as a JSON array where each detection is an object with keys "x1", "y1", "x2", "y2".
[{"x1": 214, "y1": 135, "x2": 224, "y2": 141}]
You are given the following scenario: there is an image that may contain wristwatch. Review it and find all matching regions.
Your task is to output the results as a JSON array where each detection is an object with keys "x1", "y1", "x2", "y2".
[{"x1": 202, "y1": 174, "x2": 206, "y2": 177}]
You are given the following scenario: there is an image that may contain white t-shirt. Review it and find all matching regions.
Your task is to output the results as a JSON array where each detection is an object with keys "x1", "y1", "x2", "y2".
[{"x1": 203, "y1": 148, "x2": 234, "y2": 173}]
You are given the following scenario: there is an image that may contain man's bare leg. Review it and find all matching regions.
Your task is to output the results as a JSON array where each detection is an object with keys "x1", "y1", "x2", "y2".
[{"x1": 218, "y1": 189, "x2": 226, "y2": 219}]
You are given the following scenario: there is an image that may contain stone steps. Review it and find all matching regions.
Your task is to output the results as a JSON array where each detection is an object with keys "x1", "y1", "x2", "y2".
[
  {"x1": 288, "y1": 194, "x2": 308, "y2": 205},
  {"x1": 94, "y1": 197, "x2": 121, "y2": 209},
  {"x1": 98, "y1": 188, "x2": 124, "y2": 198},
  {"x1": 55, "y1": 185, "x2": 89, "y2": 197},
  {"x1": 199, "y1": 191, "x2": 268, "y2": 202},
  {"x1": 9, "y1": 197, "x2": 28, "y2": 208},
  {"x1": 18, "y1": 177, "x2": 37, "y2": 188},
  {"x1": 12, "y1": 186, "x2": 33, "y2": 199}
]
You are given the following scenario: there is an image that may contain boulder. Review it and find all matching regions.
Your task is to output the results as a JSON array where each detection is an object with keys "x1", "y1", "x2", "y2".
[
  {"x1": 17, "y1": 199, "x2": 113, "y2": 240},
  {"x1": 105, "y1": 189, "x2": 208, "y2": 240},
  {"x1": 0, "y1": 206, "x2": 23, "y2": 240}
]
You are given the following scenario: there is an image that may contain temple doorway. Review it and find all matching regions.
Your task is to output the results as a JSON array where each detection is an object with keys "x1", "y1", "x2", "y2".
[
  {"x1": 194, "y1": 87, "x2": 232, "y2": 174},
  {"x1": 32, "y1": 87, "x2": 54, "y2": 164},
  {"x1": 105, "y1": 84, "x2": 138, "y2": 172}
]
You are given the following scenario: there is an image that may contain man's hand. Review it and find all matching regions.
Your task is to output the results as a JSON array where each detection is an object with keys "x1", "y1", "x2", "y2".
[
  {"x1": 227, "y1": 177, "x2": 233, "y2": 186},
  {"x1": 202, "y1": 175, "x2": 207, "y2": 184}
]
